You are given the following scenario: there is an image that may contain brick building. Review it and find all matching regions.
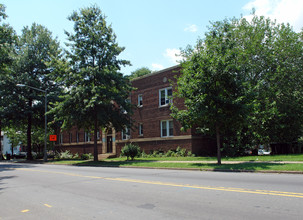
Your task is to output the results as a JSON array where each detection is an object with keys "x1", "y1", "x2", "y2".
[{"x1": 55, "y1": 65, "x2": 215, "y2": 157}]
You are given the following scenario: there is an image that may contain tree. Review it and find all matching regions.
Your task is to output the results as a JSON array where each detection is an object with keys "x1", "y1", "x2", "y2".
[
  {"x1": 234, "y1": 16, "x2": 303, "y2": 149},
  {"x1": 172, "y1": 14, "x2": 303, "y2": 161},
  {"x1": 128, "y1": 67, "x2": 151, "y2": 80},
  {"x1": 172, "y1": 18, "x2": 252, "y2": 164},
  {"x1": 6, "y1": 23, "x2": 61, "y2": 160},
  {"x1": 0, "y1": 4, "x2": 16, "y2": 159},
  {"x1": 51, "y1": 5, "x2": 132, "y2": 161}
]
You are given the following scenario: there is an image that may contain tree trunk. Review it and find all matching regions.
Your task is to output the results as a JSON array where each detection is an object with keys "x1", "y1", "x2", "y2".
[
  {"x1": 216, "y1": 124, "x2": 221, "y2": 165},
  {"x1": 27, "y1": 99, "x2": 33, "y2": 160},
  {"x1": 93, "y1": 115, "x2": 98, "y2": 162}
]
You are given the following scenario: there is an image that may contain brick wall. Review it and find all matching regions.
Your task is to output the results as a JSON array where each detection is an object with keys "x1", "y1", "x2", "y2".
[{"x1": 129, "y1": 65, "x2": 191, "y2": 139}]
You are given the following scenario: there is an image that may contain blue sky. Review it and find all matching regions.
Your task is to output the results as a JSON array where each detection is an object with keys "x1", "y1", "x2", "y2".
[{"x1": 1, "y1": 0, "x2": 302, "y2": 75}]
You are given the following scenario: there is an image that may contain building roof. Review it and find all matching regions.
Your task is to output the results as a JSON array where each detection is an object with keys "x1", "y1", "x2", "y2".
[{"x1": 131, "y1": 65, "x2": 180, "y2": 82}]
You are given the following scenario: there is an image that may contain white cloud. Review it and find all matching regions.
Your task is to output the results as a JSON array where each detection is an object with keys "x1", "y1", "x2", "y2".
[
  {"x1": 151, "y1": 63, "x2": 164, "y2": 71},
  {"x1": 243, "y1": 0, "x2": 303, "y2": 32},
  {"x1": 184, "y1": 24, "x2": 198, "y2": 32},
  {"x1": 164, "y1": 48, "x2": 182, "y2": 64},
  {"x1": 150, "y1": 48, "x2": 184, "y2": 71}
]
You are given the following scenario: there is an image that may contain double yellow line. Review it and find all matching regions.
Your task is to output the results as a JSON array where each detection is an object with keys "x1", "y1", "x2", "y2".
[{"x1": 15, "y1": 168, "x2": 303, "y2": 199}]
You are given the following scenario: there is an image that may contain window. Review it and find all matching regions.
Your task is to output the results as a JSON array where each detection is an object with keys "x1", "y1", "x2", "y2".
[
  {"x1": 76, "y1": 131, "x2": 79, "y2": 143},
  {"x1": 139, "y1": 123, "x2": 143, "y2": 136},
  {"x1": 122, "y1": 127, "x2": 130, "y2": 140},
  {"x1": 85, "y1": 132, "x2": 91, "y2": 142},
  {"x1": 69, "y1": 133, "x2": 72, "y2": 143},
  {"x1": 97, "y1": 131, "x2": 100, "y2": 140},
  {"x1": 121, "y1": 99, "x2": 130, "y2": 114},
  {"x1": 138, "y1": 94, "x2": 143, "y2": 107},
  {"x1": 59, "y1": 134, "x2": 63, "y2": 144},
  {"x1": 159, "y1": 87, "x2": 172, "y2": 106},
  {"x1": 161, "y1": 120, "x2": 173, "y2": 137}
]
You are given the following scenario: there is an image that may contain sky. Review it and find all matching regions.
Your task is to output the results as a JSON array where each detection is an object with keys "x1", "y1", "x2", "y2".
[{"x1": 1, "y1": 0, "x2": 303, "y2": 76}]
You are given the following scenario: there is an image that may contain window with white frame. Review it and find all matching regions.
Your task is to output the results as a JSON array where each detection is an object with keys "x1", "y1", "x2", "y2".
[
  {"x1": 59, "y1": 134, "x2": 63, "y2": 144},
  {"x1": 139, "y1": 123, "x2": 143, "y2": 136},
  {"x1": 121, "y1": 99, "x2": 130, "y2": 114},
  {"x1": 161, "y1": 120, "x2": 173, "y2": 137},
  {"x1": 122, "y1": 127, "x2": 130, "y2": 140},
  {"x1": 138, "y1": 94, "x2": 143, "y2": 107},
  {"x1": 76, "y1": 131, "x2": 79, "y2": 143},
  {"x1": 159, "y1": 87, "x2": 172, "y2": 106},
  {"x1": 85, "y1": 132, "x2": 91, "y2": 142},
  {"x1": 97, "y1": 131, "x2": 100, "y2": 140}
]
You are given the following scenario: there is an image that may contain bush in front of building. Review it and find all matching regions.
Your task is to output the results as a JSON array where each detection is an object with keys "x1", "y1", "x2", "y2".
[
  {"x1": 55, "y1": 150, "x2": 74, "y2": 160},
  {"x1": 81, "y1": 153, "x2": 93, "y2": 160},
  {"x1": 121, "y1": 143, "x2": 141, "y2": 160},
  {"x1": 138, "y1": 147, "x2": 195, "y2": 158}
]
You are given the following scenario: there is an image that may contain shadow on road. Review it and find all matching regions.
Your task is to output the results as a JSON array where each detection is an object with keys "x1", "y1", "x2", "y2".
[
  {"x1": 0, "y1": 161, "x2": 36, "y2": 172},
  {"x1": 0, "y1": 162, "x2": 38, "y2": 192}
]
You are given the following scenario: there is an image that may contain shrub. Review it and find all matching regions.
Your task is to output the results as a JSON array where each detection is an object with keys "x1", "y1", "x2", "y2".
[
  {"x1": 165, "y1": 150, "x2": 174, "y2": 157},
  {"x1": 73, "y1": 153, "x2": 80, "y2": 159},
  {"x1": 152, "y1": 150, "x2": 159, "y2": 157},
  {"x1": 54, "y1": 150, "x2": 74, "y2": 160},
  {"x1": 121, "y1": 143, "x2": 141, "y2": 160},
  {"x1": 140, "y1": 150, "x2": 148, "y2": 158},
  {"x1": 81, "y1": 153, "x2": 91, "y2": 160}
]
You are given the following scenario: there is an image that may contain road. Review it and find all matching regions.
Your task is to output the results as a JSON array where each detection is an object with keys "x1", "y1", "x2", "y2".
[{"x1": 1, "y1": 162, "x2": 303, "y2": 220}]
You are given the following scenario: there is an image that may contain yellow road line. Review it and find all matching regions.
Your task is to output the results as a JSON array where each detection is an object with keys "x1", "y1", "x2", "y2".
[
  {"x1": 44, "y1": 204, "x2": 52, "y2": 208},
  {"x1": 14, "y1": 168, "x2": 303, "y2": 199},
  {"x1": 21, "y1": 209, "x2": 29, "y2": 213}
]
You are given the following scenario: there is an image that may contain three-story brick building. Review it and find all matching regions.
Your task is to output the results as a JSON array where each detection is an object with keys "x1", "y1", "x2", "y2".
[{"x1": 55, "y1": 65, "x2": 215, "y2": 157}]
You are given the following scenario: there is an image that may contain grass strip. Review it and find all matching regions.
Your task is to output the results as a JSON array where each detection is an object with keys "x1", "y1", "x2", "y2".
[
  {"x1": 106, "y1": 154, "x2": 303, "y2": 162},
  {"x1": 48, "y1": 160, "x2": 303, "y2": 172}
]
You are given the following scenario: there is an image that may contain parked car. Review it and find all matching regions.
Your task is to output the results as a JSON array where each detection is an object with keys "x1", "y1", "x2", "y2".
[{"x1": 258, "y1": 149, "x2": 271, "y2": 155}]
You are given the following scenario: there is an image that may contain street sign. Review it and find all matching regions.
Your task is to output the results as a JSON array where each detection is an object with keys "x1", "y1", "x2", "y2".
[{"x1": 49, "y1": 135, "x2": 57, "y2": 142}]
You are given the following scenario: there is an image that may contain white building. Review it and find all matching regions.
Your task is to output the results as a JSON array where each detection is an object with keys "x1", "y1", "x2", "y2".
[{"x1": 1, "y1": 131, "x2": 21, "y2": 155}]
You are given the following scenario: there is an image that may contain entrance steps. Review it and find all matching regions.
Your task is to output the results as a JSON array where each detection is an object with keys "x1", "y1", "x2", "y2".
[{"x1": 98, "y1": 153, "x2": 116, "y2": 160}]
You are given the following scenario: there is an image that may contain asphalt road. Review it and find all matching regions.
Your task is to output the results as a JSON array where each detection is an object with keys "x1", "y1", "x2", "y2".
[{"x1": 1, "y1": 162, "x2": 303, "y2": 220}]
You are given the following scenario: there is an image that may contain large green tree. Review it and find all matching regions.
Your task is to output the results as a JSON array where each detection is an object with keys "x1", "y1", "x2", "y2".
[
  {"x1": 234, "y1": 16, "x2": 303, "y2": 148},
  {"x1": 0, "y1": 4, "x2": 16, "y2": 159},
  {"x1": 51, "y1": 5, "x2": 132, "y2": 161},
  {"x1": 6, "y1": 23, "x2": 62, "y2": 160},
  {"x1": 172, "y1": 14, "x2": 303, "y2": 161},
  {"x1": 171, "y1": 18, "x2": 251, "y2": 164}
]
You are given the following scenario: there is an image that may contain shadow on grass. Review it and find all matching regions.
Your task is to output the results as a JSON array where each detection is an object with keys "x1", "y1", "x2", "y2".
[
  {"x1": 72, "y1": 160, "x2": 158, "y2": 167},
  {"x1": 69, "y1": 160, "x2": 303, "y2": 172},
  {"x1": 193, "y1": 162, "x2": 287, "y2": 172}
]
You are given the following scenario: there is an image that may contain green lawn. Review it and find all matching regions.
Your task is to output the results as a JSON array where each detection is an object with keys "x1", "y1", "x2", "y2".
[
  {"x1": 46, "y1": 154, "x2": 303, "y2": 172},
  {"x1": 106, "y1": 154, "x2": 303, "y2": 162}
]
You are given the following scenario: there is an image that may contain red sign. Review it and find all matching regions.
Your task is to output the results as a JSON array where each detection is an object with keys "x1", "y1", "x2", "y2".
[{"x1": 49, "y1": 135, "x2": 57, "y2": 142}]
